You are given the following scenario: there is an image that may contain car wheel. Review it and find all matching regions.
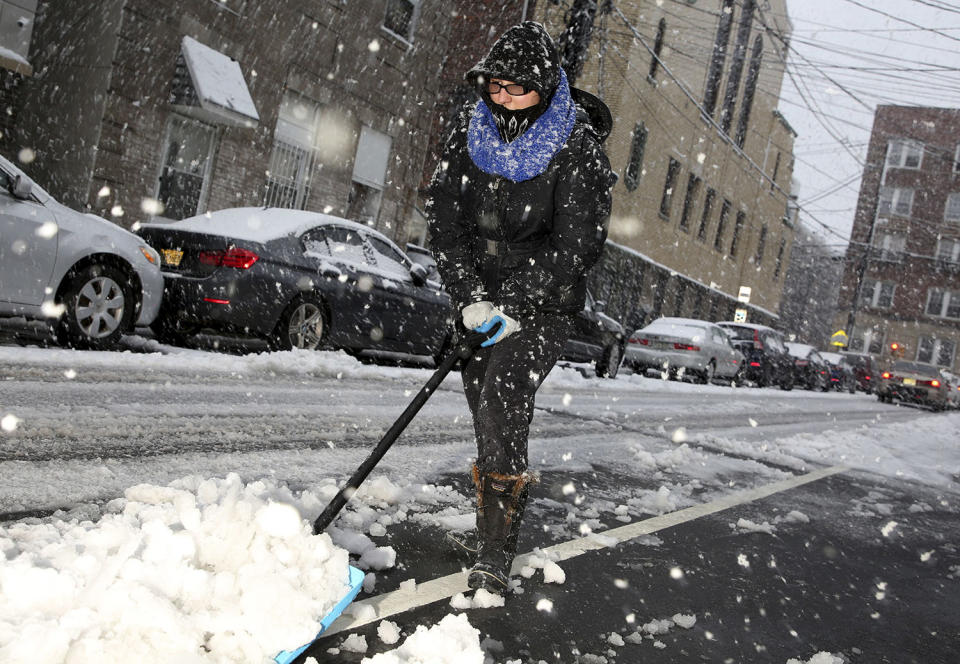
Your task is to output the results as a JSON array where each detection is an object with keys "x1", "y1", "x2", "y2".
[
  {"x1": 698, "y1": 360, "x2": 716, "y2": 385},
  {"x1": 151, "y1": 311, "x2": 197, "y2": 346},
  {"x1": 779, "y1": 371, "x2": 794, "y2": 391},
  {"x1": 55, "y1": 264, "x2": 134, "y2": 350},
  {"x1": 273, "y1": 295, "x2": 327, "y2": 351},
  {"x1": 596, "y1": 342, "x2": 623, "y2": 379}
]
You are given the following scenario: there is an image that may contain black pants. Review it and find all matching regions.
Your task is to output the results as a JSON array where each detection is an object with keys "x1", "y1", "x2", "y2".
[{"x1": 462, "y1": 312, "x2": 575, "y2": 475}]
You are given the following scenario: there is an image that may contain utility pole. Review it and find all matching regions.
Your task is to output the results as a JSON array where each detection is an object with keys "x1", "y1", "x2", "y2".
[
  {"x1": 558, "y1": 0, "x2": 600, "y2": 85},
  {"x1": 846, "y1": 142, "x2": 890, "y2": 352}
]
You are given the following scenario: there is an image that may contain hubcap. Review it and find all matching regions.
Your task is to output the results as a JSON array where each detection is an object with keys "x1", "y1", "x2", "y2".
[
  {"x1": 288, "y1": 303, "x2": 324, "y2": 349},
  {"x1": 74, "y1": 276, "x2": 125, "y2": 339}
]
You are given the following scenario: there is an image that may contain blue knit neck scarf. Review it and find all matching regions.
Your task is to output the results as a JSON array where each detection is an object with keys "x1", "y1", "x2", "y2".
[{"x1": 467, "y1": 69, "x2": 576, "y2": 183}]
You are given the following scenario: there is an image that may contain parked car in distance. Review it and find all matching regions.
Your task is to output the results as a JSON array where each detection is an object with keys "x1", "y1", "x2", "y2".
[
  {"x1": 559, "y1": 289, "x2": 626, "y2": 378},
  {"x1": 942, "y1": 370, "x2": 960, "y2": 410},
  {"x1": 786, "y1": 342, "x2": 831, "y2": 391},
  {"x1": 625, "y1": 317, "x2": 744, "y2": 384},
  {"x1": 820, "y1": 351, "x2": 858, "y2": 393},
  {"x1": 839, "y1": 351, "x2": 880, "y2": 394},
  {"x1": 716, "y1": 322, "x2": 794, "y2": 390},
  {"x1": 876, "y1": 360, "x2": 951, "y2": 411},
  {"x1": 0, "y1": 154, "x2": 163, "y2": 349},
  {"x1": 136, "y1": 207, "x2": 453, "y2": 357}
]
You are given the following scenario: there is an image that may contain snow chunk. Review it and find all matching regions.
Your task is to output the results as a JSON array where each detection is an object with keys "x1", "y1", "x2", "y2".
[
  {"x1": 341, "y1": 633, "x2": 368, "y2": 653},
  {"x1": 449, "y1": 589, "x2": 505, "y2": 609},
  {"x1": 731, "y1": 518, "x2": 777, "y2": 535},
  {"x1": 542, "y1": 560, "x2": 566, "y2": 584},
  {"x1": 786, "y1": 653, "x2": 845, "y2": 664},
  {"x1": 377, "y1": 620, "x2": 402, "y2": 645},
  {"x1": 363, "y1": 613, "x2": 484, "y2": 663}
]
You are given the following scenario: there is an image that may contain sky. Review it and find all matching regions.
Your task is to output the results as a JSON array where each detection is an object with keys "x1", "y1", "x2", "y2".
[{"x1": 779, "y1": 0, "x2": 960, "y2": 251}]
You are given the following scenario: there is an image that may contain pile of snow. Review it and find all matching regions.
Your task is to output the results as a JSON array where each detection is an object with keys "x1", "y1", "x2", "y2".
[
  {"x1": 317, "y1": 614, "x2": 484, "y2": 664},
  {"x1": 786, "y1": 653, "x2": 845, "y2": 664},
  {"x1": 0, "y1": 474, "x2": 353, "y2": 663}
]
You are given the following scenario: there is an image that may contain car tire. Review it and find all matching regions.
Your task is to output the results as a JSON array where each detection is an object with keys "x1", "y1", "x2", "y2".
[
  {"x1": 272, "y1": 295, "x2": 327, "y2": 351},
  {"x1": 779, "y1": 368, "x2": 795, "y2": 391},
  {"x1": 596, "y1": 342, "x2": 623, "y2": 379},
  {"x1": 698, "y1": 360, "x2": 716, "y2": 385},
  {"x1": 55, "y1": 263, "x2": 135, "y2": 350},
  {"x1": 151, "y1": 311, "x2": 197, "y2": 346}
]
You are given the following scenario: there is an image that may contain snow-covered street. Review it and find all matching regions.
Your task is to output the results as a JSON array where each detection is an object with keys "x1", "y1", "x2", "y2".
[{"x1": 2, "y1": 340, "x2": 959, "y2": 663}]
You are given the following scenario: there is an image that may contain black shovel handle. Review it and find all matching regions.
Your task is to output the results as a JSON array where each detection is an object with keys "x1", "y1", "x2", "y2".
[{"x1": 312, "y1": 323, "x2": 501, "y2": 534}]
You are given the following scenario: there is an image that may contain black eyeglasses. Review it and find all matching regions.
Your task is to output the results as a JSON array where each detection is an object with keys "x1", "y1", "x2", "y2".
[{"x1": 484, "y1": 80, "x2": 532, "y2": 96}]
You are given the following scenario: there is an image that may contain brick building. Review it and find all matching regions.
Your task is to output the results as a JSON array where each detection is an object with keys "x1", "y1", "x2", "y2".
[
  {"x1": 531, "y1": 0, "x2": 798, "y2": 326},
  {"x1": 8, "y1": 0, "x2": 452, "y2": 243},
  {"x1": 834, "y1": 105, "x2": 960, "y2": 372}
]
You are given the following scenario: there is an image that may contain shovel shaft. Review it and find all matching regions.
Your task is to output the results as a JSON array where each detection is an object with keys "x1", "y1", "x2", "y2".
[{"x1": 312, "y1": 329, "x2": 493, "y2": 534}]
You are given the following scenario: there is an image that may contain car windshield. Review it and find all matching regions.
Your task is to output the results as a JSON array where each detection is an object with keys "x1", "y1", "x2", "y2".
[
  {"x1": 719, "y1": 325, "x2": 756, "y2": 341},
  {"x1": 892, "y1": 361, "x2": 940, "y2": 377}
]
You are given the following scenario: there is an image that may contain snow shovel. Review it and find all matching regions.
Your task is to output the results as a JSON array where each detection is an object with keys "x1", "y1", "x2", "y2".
[{"x1": 311, "y1": 318, "x2": 505, "y2": 535}]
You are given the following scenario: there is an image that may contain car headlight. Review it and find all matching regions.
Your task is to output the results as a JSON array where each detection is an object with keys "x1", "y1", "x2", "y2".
[{"x1": 139, "y1": 245, "x2": 160, "y2": 265}]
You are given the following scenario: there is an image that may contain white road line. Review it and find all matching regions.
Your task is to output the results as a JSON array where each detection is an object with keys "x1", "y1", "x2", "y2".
[{"x1": 325, "y1": 464, "x2": 848, "y2": 636}]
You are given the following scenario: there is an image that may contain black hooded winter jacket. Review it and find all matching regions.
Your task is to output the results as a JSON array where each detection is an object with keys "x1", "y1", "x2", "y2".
[{"x1": 426, "y1": 89, "x2": 615, "y2": 323}]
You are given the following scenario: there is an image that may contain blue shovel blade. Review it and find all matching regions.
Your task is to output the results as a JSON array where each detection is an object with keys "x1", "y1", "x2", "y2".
[{"x1": 273, "y1": 565, "x2": 366, "y2": 664}]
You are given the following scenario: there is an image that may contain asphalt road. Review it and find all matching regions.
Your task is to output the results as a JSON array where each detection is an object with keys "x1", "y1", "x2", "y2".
[{"x1": 1, "y1": 330, "x2": 957, "y2": 664}]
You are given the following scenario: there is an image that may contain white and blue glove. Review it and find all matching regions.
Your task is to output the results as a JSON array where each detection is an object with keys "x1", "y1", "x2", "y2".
[{"x1": 461, "y1": 302, "x2": 520, "y2": 347}]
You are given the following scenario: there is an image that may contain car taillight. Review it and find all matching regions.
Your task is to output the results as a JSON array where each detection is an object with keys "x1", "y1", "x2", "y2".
[
  {"x1": 199, "y1": 247, "x2": 259, "y2": 269},
  {"x1": 750, "y1": 361, "x2": 761, "y2": 367},
  {"x1": 865, "y1": 375, "x2": 871, "y2": 381},
  {"x1": 796, "y1": 360, "x2": 808, "y2": 366},
  {"x1": 751, "y1": 329, "x2": 764, "y2": 351},
  {"x1": 629, "y1": 338, "x2": 649, "y2": 345},
  {"x1": 930, "y1": 379, "x2": 941, "y2": 388},
  {"x1": 882, "y1": 372, "x2": 891, "y2": 379},
  {"x1": 674, "y1": 343, "x2": 700, "y2": 351}
]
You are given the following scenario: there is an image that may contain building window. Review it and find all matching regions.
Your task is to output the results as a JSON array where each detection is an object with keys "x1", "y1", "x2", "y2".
[
  {"x1": 156, "y1": 116, "x2": 217, "y2": 220},
  {"x1": 878, "y1": 187, "x2": 914, "y2": 217},
  {"x1": 873, "y1": 232, "x2": 906, "y2": 262},
  {"x1": 697, "y1": 188, "x2": 716, "y2": 241},
  {"x1": 714, "y1": 199, "x2": 732, "y2": 251},
  {"x1": 774, "y1": 238, "x2": 786, "y2": 278},
  {"x1": 918, "y1": 336, "x2": 956, "y2": 368},
  {"x1": 937, "y1": 237, "x2": 960, "y2": 263},
  {"x1": 735, "y1": 35, "x2": 763, "y2": 148},
  {"x1": 719, "y1": 0, "x2": 754, "y2": 134},
  {"x1": 770, "y1": 152, "x2": 781, "y2": 191},
  {"x1": 624, "y1": 123, "x2": 648, "y2": 191},
  {"x1": 679, "y1": 173, "x2": 701, "y2": 231},
  {"x1": 348, "y1": 125, "x2": 392, "y2": 225},
  {"x1": 649, "y1": 18, "x2": 666, "y2": 82},
  {"x1": 886, "y1": 139, "x2": 923, "y2": 169},
  {"x1": 264, "y1": 93, "x2": 323, "y2": 209},
  {"x1": 954, "y1": 144, "x2": 960, "y2": 174},
  {"x1": 755, "y1": 224, "x2": 768, "y2": 264},
  {"x1": 861, "y1": 279, "x2": 895, "y2": 309},
  {"x1": 945, "y1": 193, "x2": 960, "y2": 222},
  {"x1": 383, "y1": 0, "x2": 419, "y2": 42},
  {"x1": 730, "y1": 210, "x2": 745, "y2": 257},
  {"x1": 926, "y1": 289, "x2": 960, "y2": 319},
  {"x1": 660, "y1": 158, "x2": 681, "y2": 220},
  {"x1": 703, "y1": 0, "x2": 734, "y2": 118}
]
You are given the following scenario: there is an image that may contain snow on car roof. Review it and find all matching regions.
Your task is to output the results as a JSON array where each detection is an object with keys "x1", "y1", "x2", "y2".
[{"x1": 140, "y1": 207, "x2": 377, "y2": 244}]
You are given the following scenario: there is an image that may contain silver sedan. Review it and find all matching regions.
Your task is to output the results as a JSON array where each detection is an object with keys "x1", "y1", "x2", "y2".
[
  {"x1": 0, "y1": 154, "x2": 163, "y2": 349},
  {"x1": 624, "y1": 317, "x2": 745, "y2": 384}
]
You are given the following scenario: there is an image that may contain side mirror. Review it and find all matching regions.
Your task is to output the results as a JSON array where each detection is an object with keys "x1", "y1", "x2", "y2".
[
  {"x1": 11, "y1": 174, "x2": 34, "y2": 200},
  {"x1": 410, "y1": 262, "x2": 428, "y2": 286}
]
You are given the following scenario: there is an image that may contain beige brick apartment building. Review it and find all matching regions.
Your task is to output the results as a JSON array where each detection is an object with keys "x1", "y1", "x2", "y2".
[
  {"x1": 7, "y1": 0, "x2": 452, "y2": 242},
  {"x1": 835, "y1": 105, "x2": 960, "y2": 373},
  {"x1": 533, "y1": 0, "x2": 798, "y2": 324}
]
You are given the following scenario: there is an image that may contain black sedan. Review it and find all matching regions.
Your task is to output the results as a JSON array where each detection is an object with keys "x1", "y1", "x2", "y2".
[
  {"x1": 137, "y1": 208, "x2": 454, "y2": 357},
  {"x1": 559, "y1": 290, "x2": 626, "y2": 378}
]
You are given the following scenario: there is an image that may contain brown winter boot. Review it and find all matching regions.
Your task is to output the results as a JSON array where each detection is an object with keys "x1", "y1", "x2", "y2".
[{"x1": 467, "y1": 466, "x2": 532, "y2": 594}]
